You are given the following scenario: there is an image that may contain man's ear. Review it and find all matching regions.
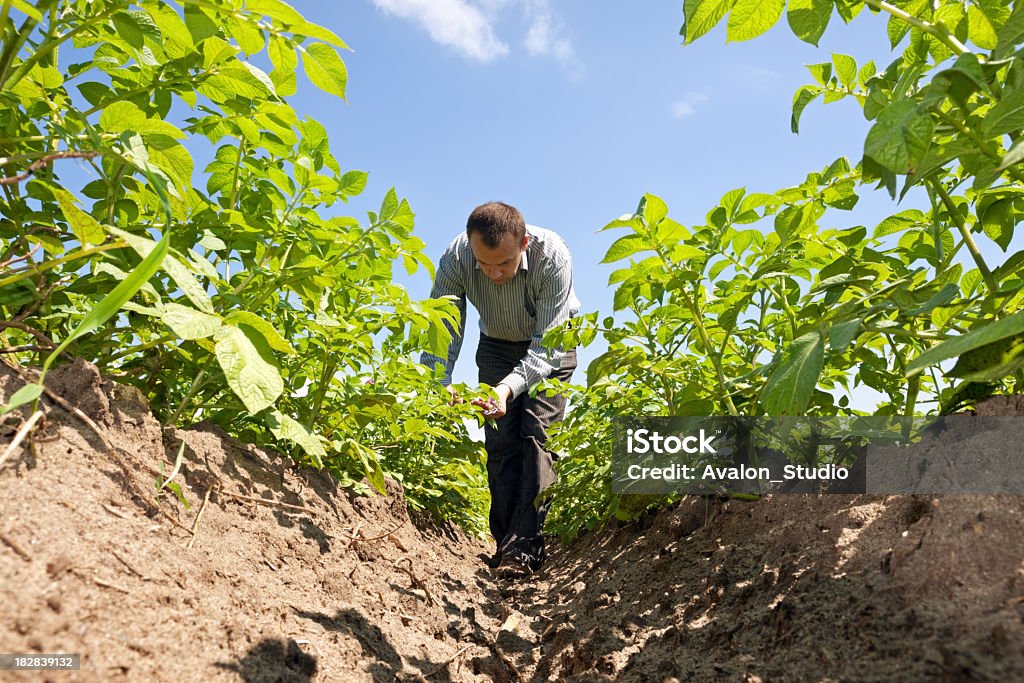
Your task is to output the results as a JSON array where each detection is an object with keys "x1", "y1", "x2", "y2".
[{"x1": 521, "y1": 235, "x2": 530, "y2": 250}]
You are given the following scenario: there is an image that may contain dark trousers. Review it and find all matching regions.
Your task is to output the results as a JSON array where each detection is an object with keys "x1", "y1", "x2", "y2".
[{"x1": 476, "y1": 334, "x2": 577, "y2": 563}]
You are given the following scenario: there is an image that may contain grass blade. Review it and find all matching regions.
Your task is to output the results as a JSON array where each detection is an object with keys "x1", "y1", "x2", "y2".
[{"x1": 42, "y1": 231, "x2": 171, "y2": 374}]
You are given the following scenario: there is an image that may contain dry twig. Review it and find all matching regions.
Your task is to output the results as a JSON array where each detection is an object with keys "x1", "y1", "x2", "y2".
[
  {"x1": 420, "y1": 645, "x2": 473, "y2": 679},
  {"x1": 394, "y1": 557, "x2": 436, "y2": 607},
  {"x1": 187, "y1": 487, "x2": 212, "y2": 550},
  {"x1": 0, "y1": 151, "x2": 101, "y2": 186},
  {"x1": 0, "y1": 532, "x2": 31, "y2": 562},
  {"x1": 92, "y1": 577, "x2": 131, "y2": 594},
  {"x1": 213, "y1": 487, "x2": 316, "y2": 514},
  {"x1": 0, "y1": 409, "x2": 43, "y2": 469},
  {"x1": 111, "y1": 549, "x2": 149, "y2": 581},
  {"x1": 345, "y1": 517, "x2": 408, "y2": 543}
]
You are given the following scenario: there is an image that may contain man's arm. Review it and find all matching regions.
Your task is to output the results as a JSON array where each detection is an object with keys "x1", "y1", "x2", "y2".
[
  {"x1": 499, "y1": 254, "x2": 577, "y2": 399},
  {"x1": 420, "y1": 247, "x2": 467, "y2": 385}
]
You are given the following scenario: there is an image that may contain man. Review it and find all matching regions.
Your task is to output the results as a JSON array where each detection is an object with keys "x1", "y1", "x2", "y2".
[{"x1": 421, "y1": 201, "x2": 580, "y2": 572}]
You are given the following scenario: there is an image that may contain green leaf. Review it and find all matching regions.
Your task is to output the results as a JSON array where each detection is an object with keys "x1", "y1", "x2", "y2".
[
  {"x1": 731, "y1": 229, "x2": 758, "y2": 255},
  {"x1": 112, "y1": 11, "x2": 147, "y2": 49},
  {"x1": 873, "y1": 209, "x2": 925, "y2": 238},
  {"x1": 683, "y1": 0, "x2": 738, "y2": 43},
  {"x1": 995, "y1": 1, "x2": 1024, "y2": 58},
  {"x1": 184, "y1": 5, "x2": 219, "y2": 43},
  {"x1": 199, "y1": 229, "x2": 226, "y2": 251},
  {"x1": 345, "y1": 438, "x2": 385, "y2": 494},
  {"x1": 204, "y1": 65, "x2": 271, "y2": 100},
  {"x1": 247, "y1": 0, "x2": 306, "y2": 25},
  {"x1": 997, "y1": 137, "x2": 1024, "y2": 172},
  {"x1": 858, "y1": 60, "x2": 876, "y2": 88},
  {"x1": 43, "y1": 232, "x2": 170, "y2": 373},
  {"x1": 864, "y1": 100, "x2": 934, "y2": 174},
  {"x1": 228, "y1": 15, "x2": 265, "y2": 55},
  {"x1": 339, "y1": 170, "x2": 368, "y2": 196},
  {"x1": 100, "y1": 101, "x2": 185, "y2": 139},
  {"x1": 112, "y1": 228, "x2": 214, "y2": 313},
  {"x1": 761, "y1": 331, "x2": 825, "y2": 415},
  {"x1": 887, "y1": 0, "x2": 928, "y2": 46},
  {"x1": 985, "y1": 88, "x2": 1024, "y2": 137},
  {"x1": 773, "y1": 204, "x2": 812, "y2": 242},
  {"x1": 146, "y1": 134, "x2": 194, "y2": 197},
  {"x1": 727, "y1": 0, "x2": 784, "y2": 42},
  {"x1": 786, "y1": 0, "x2": 831, "y2": 46},
  {"x1": 948, "y1": 333, "x2": 1024, "y2": 381},
  {"x1": 832, "y1": 53, "x2": 857, "y2": 88},
  {"x1": 301, "y1": 43, "x2": 347, "y2": 100},
  {"x1": 641, "y1": 193, "x2": 668, "y2": 226},
  {"x1": 47, "y1": 185, "x2": 105, "y2": 245},
  {"x1": 10, "y1": 0, "x2": 42, "y2": 22},
  {"x1": 907, "y1": 284, "x2": 959, "y2": 316},
  {"x1": 294, "y1": 21, "x2": 350, "y2": 49},
  {"x1": 791, "y1": 85, "x2": 821, "y2": 134},
  {"x1": 806, "y1": 62, "x2": 832, "y2": 86},
  {"x1": 160, "y1": 302, "x2": 222, "y2": 340},
  {"x1": 1, "y1": 383, "x2": 44, "y2": 415},
  {"x1": 147, "y1": 2, "x2": 194, "y2": 58},
  {"x1": 829, "y1": 319, "x2": 860, "y2": 353},
  {"x1": 266, "y1": 409, "x2": 326, "y2": 466},
  {"x1": 968, "y1": 4, "x2": 1000, "y2": 50},
  {"x1": 602, "y1": 234, "x2": 650, "y2": 263},
  {"x1": 214, "y1": 325, "x2": 284, "y2": 414},
  {"x1": 906, "y1": 311, "x2": 1024, "y2": 376},
  {"x1": 268, "y1": 34, "x2": 298, "y2": 95},
  {"x1": 223, "y1": 311, "x2": 296, "y2": 354}
]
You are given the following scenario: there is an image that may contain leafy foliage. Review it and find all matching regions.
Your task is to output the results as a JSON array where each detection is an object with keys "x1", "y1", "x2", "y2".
[
  {"x1": 0, "y1": 0, "x2": 488, "y2": 535},
  {"x1": 547, "y1": 0, "x2": 1024, "y2": 540}
]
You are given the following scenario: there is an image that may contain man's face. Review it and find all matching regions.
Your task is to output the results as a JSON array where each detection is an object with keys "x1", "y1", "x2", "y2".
[{"x1": 469, "y1": 232, "x2": 529, "y2": 286}]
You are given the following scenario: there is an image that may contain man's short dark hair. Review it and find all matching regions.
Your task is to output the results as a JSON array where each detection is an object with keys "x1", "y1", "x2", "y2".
[{"x1": 466, "y1": 202, "x2": 526, "y2": 248}]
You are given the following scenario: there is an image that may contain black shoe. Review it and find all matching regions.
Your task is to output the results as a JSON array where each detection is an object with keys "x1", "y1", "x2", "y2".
[
  {"x1": 485, "y1": 552, "x2": 503, "y2": 569},
  {"x1": 499, "y1": 550, "x2": 542, "y2": 574}
]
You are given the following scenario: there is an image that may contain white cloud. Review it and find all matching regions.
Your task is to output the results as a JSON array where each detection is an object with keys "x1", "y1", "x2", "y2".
[
  {"x1": 371, "y1": 0, "x2": 579, "y2": 75},
  {"x1": 372, "y1": 0, "x2": 509, "y2": 62},
  {"x1": 523, "y1": 0, "x2": 581, "y2": 78},
  {"x1": 671, "y1": 93, "x2": 709, "y2": 119},
  {"x1": 735, "y1": 65, "x2": 782, "y2": 89}
]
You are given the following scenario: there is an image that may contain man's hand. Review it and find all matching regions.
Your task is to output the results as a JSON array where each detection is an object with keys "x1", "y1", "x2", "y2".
[
  {"x1": 446, "y1": 385, "x2": 464, "y2": 405},
  {"x1": 472, "y1": 383, "x2": 512, "y2": 419}
]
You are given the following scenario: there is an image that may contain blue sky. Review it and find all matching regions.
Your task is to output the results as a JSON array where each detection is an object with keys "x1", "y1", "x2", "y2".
[{"x1": 283, "y1": 1, "x2": 921, "y2": 391}]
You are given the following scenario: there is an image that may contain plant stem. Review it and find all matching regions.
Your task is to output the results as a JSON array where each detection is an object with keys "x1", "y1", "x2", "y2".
[
  {"x1": 926, "y1": 183, "x2": 944, "y2": 267},
  {"x1": 0, "y1": 1, "x2": 13, "y2": 57},
  {"x1": 2, "y1": 2, "x2": 121, "y2": 91},
  {"x1": 103, "y1": 334, "x2": 174, "y2": 364},
  {"x1": 0, "y1": 241, "x2": 125, "y2": 288},
  {"x1": 864, "y1": 0, "x2": 969, "y2": 57},
  {"x1": 0, "y1": 6, "x2": 41, "y2": 89},
  {"x1": 168, "y1": 356, "x2": 214, "y2": 426},
  {"x1": 929, "y1": 180, "x2": 998, "y2": 293},
  {"x1": 935, "y1": 110, "x2": 1024, "y2": 185},
  {"x1": 229, "y1": 138, "x2": 246, "y2": 210},
  {"x1": 682, "y1": 290, "x2": 739, "y2": 417},
  {"x1": 862, "y1": 324, "x2": 942, "y2": 341},
  {"x1": 308, "y1": 357, "x2": 337, "y2": 425}
]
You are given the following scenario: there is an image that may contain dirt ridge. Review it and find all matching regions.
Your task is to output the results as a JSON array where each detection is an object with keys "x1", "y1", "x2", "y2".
[{"x1": 2, "y1": 359, "x2": 1024, "y2": 682}]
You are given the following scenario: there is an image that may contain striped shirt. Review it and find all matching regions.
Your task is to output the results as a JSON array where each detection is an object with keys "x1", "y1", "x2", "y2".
[{"x1": 420, "y1": 225, "x2": 580, "y2": 399}]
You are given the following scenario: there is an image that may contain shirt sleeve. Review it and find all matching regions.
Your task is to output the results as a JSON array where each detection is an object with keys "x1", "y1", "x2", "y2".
[
  {"x1": 499, "y1": 253, "x2": 576, "y2": 399},
  {"x1": 419, "y1": 244, "x2": 466, "y2": 385}
]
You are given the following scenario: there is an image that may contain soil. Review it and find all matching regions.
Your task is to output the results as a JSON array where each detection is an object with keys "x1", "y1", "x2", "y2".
[{"x1": 2, "y1": 358, "x2": 1023, "y2": 682}]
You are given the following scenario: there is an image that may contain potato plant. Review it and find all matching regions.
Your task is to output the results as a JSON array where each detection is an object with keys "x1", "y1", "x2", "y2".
[
  {"x1": 0, "y1": 0, "x2": 489, "y2": 533},
  {"x1": 544, "y1": 0, "x2": 1024, "y2": 540}
]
